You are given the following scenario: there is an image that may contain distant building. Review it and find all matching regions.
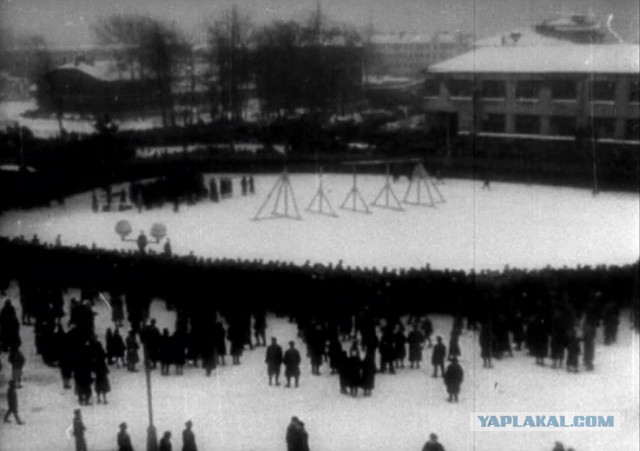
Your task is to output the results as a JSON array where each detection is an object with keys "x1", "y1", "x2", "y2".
[
  {"x1": 425, "y1": 15, "x2": 640, "y2": 143},
  {"x1": 366, "y1": 32, "x2": 472, "y2": 78}
]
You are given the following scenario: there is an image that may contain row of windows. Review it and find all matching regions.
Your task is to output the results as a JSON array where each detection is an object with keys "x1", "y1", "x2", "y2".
[
  {"x1": 480, "y1": 114, "x2": 640, "y2": 140},
  {"x1": 445, "y1": 79, "x2": 640, "y2": 102}
]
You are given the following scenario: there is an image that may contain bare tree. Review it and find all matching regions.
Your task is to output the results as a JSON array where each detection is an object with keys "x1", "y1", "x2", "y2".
[
  {"x1": 207, "y1": 5, "x2": 253, "y2": 124},
  {"x1": 92, "y1": 15, "x2": 187, "y2": 126}
]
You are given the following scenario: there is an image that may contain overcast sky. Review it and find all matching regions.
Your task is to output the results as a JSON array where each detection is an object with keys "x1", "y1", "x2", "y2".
[{"x1": 1, "y1": 0, "x2": 638, "y2": 48}]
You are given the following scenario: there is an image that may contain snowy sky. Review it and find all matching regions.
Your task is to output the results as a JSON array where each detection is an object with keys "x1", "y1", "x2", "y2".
[{"x1": 1, "y1": 0, "x2": 639, "y2": 48}]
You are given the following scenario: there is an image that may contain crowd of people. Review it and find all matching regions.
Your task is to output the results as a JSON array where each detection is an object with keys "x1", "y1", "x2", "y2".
[
  {"x1": 88, "y1": 174, "x2": 256, "y2": 214},
  {"x1": 0, "y1": 234, "x2": 637, "y2": 450}
]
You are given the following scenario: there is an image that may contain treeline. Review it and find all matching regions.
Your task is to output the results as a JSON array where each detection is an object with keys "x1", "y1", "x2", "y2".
[{"x1": 31, "y1": 5, "x2": 364, "y2": 129}]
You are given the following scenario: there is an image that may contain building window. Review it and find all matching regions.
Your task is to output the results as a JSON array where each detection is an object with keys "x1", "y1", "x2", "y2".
[
  {"x1": 551, "y1": 79, "x2": 577, "y2": 101},
  {"x1": 629, "y1": 81, "x2": 640, "y2": 103},
  {"x1": 592, "y1": 117, "x2": 616, "y2": 138},
  {"x1": 481, "y1": 80, "x2": 505, "y2": 99},
  {"x1": 515, "y1": 115, "x2": 541, "y2": 134},
  {"x1": 591, "y1": 80, "x2": 616, "y2": 102},
  {"x1": 626, "y1": 119, "x2": 640, "y2": 140},
  {"x1": 549, "y1": 116, "x2": 576, "y2": 136},
  {"x1": 481, "y1": 114, "x2": 505, "y2": 132},
  {"x1": 448, "y1": 79, "x2": 473, "y2": 97},
  {"x1": 515, "y1": 80, "x2": 541, "y2": 100}
]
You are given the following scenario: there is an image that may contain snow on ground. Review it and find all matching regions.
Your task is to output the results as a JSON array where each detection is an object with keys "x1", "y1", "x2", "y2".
[
  {"x1": 0, "y1": 175, "x2": 638, "y2": 271},
  {"x1": 0, "y1": 285, "x2": 637, "y2": 451}
]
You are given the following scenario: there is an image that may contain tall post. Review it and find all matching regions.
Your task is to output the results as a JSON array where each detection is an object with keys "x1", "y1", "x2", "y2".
[{"x1": 145, "y1": 347, "x2": 158, "y2": 451}]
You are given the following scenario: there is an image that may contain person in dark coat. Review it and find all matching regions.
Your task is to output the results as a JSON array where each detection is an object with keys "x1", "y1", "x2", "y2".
[
  {"x1": 159, "y1": 328, "x2": 172, "y2": 375},
  {"x1": 111, "y1": 294, "x2": 125, "y2": 328},
  {"x1": 117, "y1": 422, "x2": 134, "y2": 451},
  {"x1": 479, "y1": 322, "x2": 493, "y2": 368},
  {"x1": 248, "y1": 175, "x2": 255, "y2": 194},
  {"x1": 0, "y1": 299, "x2": 20, "y2": 352},
  {"x1": 253, "y1": 309, "x2": 267, "y2": 347},
  {"x1": 566, "y1": 331, "x2": 581, "y2": 373},
  {"x1": 422, "y1": 433, "x2": 445, "y2": 451},
  {"x1": 126, "y1": 330, "x2": 140, "y2": 372},
  {"x1": 136, "y1": 231, "x2": 148, "y2": 254},
  {"x1": 379, "y1": 327, "x2": 396, "y2": 374},
  {"x1": 112, "y1": 328, "x2": 126, "y2": 368},
  {"x1": 214, "y1": 322, "x2": 227, "y2": 366},
  {"x1": 421, "y1": 317, "x2": 434, "y2": 347},
  {"x1": 266, "y1": 337, "x2": 284, "y2": 386},
  {"x1": 582, "y1": 320, "x2": 596, "y2": 371},
  {"x1": 408, "y1": 324, "x2": 424, "y2": 369},
  {"x1": 3, "y1": 380, "x2": 23, "y2": 424},
  {"x1": 8, "y1": 346, "x2": 25, "y2": 388},
  {"x1": 346, "y1": 348, "x2": 362, "y2": 397},
  {"x1": 337, "y1": 349, "x2": 349, "y2": 394},
  {"x1": 241, "y1": 176, "x2": 248, "y2": 196},
  {"x1": 307, "y1": 325, "x2": 324, "y2": 376},
  {"x1": 286, "y1": 416, "x2": 310, "y2": 451},
  {"x1": 284, "y1": 341, "x2": 301, "y2": 388},
  {"x1": 393, "y1": 325, "x2": 407, "y2": 369},
  {"x1": 172, "y1": 330, "x2": 186, "y2": 375},
  {"x1": 94, "y1": 350, "x2": 111, "y2": 404},
  {"x1": 444, "y1": 357, "x2": 464, "y2": 402},
  {"x1": 448, "y1": 329, "x2": 461, "y2": 359},
  {"x1": 361, "y1": 354, "x2": 376, "y2": 396},
  {"x1": 182, "y1": 420, "x2": 197, "y2": 451},
  {"x1": 431, "y1": 336, "x2": 446, "y2": 377},
  {"x1": 159, "y1": 431, "x2": 172, "y2": 451},
  {"x1": 73, "y1": 409, "x2": 88, "y2": 451}
]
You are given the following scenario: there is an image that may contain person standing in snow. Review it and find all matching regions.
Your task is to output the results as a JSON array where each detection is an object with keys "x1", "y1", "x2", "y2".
[
  {"x1": 265, "y1": 337, "x2": 284, "y2": 386},
  {"x1": 72, "y1": 409, "x2": 88, "y2": 451},
  {"x1": 422, "y1": 433, "x2": 445, "y2": 451},
  {"x1": 159, "y1": 431, "x2": 172, "y2": 451},
  {"x1": 182, "y1": 420, "x2": 197, "y2": 451},
  {"x1": 444, "y1": 357, "x2": 464, "y2": 402},
  {"x1": 431, "y1": 336, "x2": 446, "y2": 377},
  {"x1": 286, "y1": 416, "x2": 310, "y2": 451},
  {"x1": 3, "y1": 380, "x2": 24, "y2": 424},
  {"x1": 284, "y1": 341, "x2": 301, "y2": 388},
  {"x1": 117, "y1": 422, "x2": 134, "y2": 451}
]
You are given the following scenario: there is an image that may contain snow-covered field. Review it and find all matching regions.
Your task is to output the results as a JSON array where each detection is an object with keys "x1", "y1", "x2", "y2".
[
  {"x1": 0, "y1": 288, "x2": 637, "y2": 451},
  {"x1": 0, "y1": 174, "x2": 638, "y2": 271}
]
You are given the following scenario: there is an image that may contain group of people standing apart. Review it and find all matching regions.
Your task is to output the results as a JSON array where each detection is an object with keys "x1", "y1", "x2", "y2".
[
  {"x1": 263, "y1": 312, "x2": 465, "y2": 402},
  {"x1": 208, "y1": 174, "x2": 254, "y2": 203}
]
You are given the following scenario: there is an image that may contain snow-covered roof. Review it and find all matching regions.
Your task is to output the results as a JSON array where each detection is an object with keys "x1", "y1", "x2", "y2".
[
  {"x1": 54, "y1": 61, "x2": 121, "y2": 82},
  {"x1": 430, "y1": 44, "x2": 640, "y2": 74}
]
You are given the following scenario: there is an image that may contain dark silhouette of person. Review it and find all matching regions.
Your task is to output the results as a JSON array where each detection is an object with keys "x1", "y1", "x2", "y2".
[
  {"x1": 3, "y1": 380, "x2": 23, "y2": 424},
  {"x1": 266, "y1": 337, "x2": 284, "y2": 386},
  {"x1": 431, "y1": 336, "x2": 446, "y2": 377},
  {"x1": 117, "y1": 422, "x2": 134, "y2": 451},
  {"x1": 286, "y1": 416, "x2": 310, "y2": 451},
  {"x1": 73, "y1": 409, "x2": 88, "y2": 451},
  {"x1": 284, "y1": 341, "x2": 301, "y2": 388},
  {"x1": 137, "y1": 231, "x2": 148, "y2": 254},
  {"x1": 159, "y1": 431, "x2": 172, "y2": 451},
  {"x1": 422, "y1": 433, "x2": 445, "y2": 451},
  {"x1": 182, "y1": 420, "x2": 197, "y2": 451},
  {"x1": 444, "y1": 357, "x2": 464, "y2": 402}
]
